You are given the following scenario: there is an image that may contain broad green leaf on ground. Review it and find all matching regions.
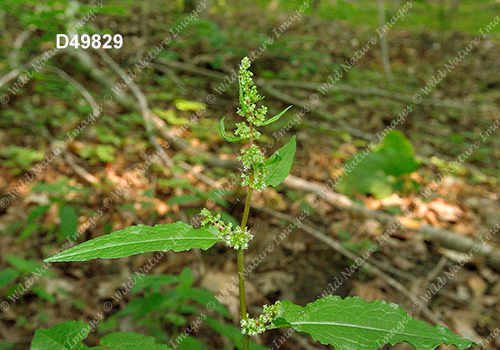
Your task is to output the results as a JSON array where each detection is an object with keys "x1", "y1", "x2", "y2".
[
  {"x1": 45, "y1": 222, "x2": 221, "y2": 262},
  {"x1": 374, "y1": 130, "x2": 419, "y2": 177},
  {"x1": 99, "y1": 332, "x2": 169, "y2": 350},
  {"x1": 261, "y1": 105, "x2": 293, "y2": 126},
  {"x1": 220, "y1": 116, "x2": 243, "y2": 142},
  {"x1": 7, "y1": 256, "x2": 56, "y2": 277},
  {"x1": 174, "y1": 99, "x2": 205, "y2": 111},
  {"x1": 337, "y1": 130, "x2": 419, "y2": 199},
  {"x1": 262, "y1": 135, "x2": 296, "y2": 187},
  {"x1": 176, "y1": 285, "x2": 231, "y2": 318},
  {"x1": 31, "y1": 321, "x2": 104, "y2": 350},
  {"x1": 272, "y1": 296, "x2": 475, "y2": 350},
  {"x1": 0, "y1": 268, "x2": 20, "y2": 287},
  {"x1": 177, "y1": 335, "x2": 209, "y2": 350},
  {"x1": 59, "y1": 205, "x2": 78, "y2": 241}
]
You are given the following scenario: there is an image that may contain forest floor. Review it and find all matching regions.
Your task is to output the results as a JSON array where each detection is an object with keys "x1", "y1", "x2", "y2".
[{"x1": 1, "y1": 1, "x2": 500, "y2": 349}]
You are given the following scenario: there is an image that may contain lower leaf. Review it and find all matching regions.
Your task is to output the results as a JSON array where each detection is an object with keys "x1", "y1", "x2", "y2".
[
  {"x1": 31, "y1": 321, "x2": 103, "y2": 350},
  {"x1": 272, "y1": 296, "x2": 476, "y2": 350},
  {"x1": 45, "y1": 222, "x2": 221, "y2": 262}
]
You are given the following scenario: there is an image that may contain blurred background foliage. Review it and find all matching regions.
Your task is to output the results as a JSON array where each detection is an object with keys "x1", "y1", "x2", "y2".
[{"x1": 0, "y1": 0, "x2": 500, "y2": 349}]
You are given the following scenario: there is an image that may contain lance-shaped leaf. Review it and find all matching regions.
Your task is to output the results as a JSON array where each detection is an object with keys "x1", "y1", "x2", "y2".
[
  {"x1": 261, "y1": 136, "x2": 296, "y2": 187},
  {"x1": 220, "y1": 116, "x2": 244, "y2": 142},
  {"x1": 100, "y1": 332, "x2": 169, "y2": 350},
  {"x1": 272, "y1": 296, "x2": 476, "y2": 350},
  {"x1": 261, "y1": 105, "x2": 292, "y2": 126},
  {"x1": 45, "y1": 222, "x2": 221, "y2": 262},
  {"x1": 31, "y1": 321, "x2": 104, "y2": 350}
]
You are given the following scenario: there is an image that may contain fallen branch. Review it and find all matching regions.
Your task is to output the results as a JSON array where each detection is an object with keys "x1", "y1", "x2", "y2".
[
  {"x1": 0, "y1": 49, "x2": 64, "y2": 90},
  {"x1": 8, "y1": 28, "x2": 35, "y2": 68},
  {"x1": 155, "y1": 57, "x2": 484, "y2": 111},
  {"x1": 260, "y1": 84, "x2": 375, "y2": 141},
  {"x1": 63, "y1": 152, "x2": 99, "y2": 185},
  {"x1": 253, "y1": 204, "x2": 444, "y2": 326},
  {"x1": 42, "y1": 65, "x2": 99, "y2": 113},
  {"x1": 97, "y1": 50, "x2": 175, "y2": 170},
  {"x1": 282, "y1": 175, "x2": 500, "y2": 270}
]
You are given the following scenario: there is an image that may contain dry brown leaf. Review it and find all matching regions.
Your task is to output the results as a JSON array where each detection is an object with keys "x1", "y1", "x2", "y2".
[
  {"x1": 400, "y1": 217, "x2": 421, "y2": 230},
  {"x1": 449, "y1": 310, "x2": 482, "y2": 344},
  {"x1": 262, "y1": 187, "x2": 287, "y2": 211},
  {"x1": 467, "y1": 274, "x2": 489, "y2": 299},
  {"x1": 351, "y1": 279, "x2": 391, "y2": 302},
  {"x1": 425, "y1": 210, "x2": 440, "y2": 227},
  {"x1": 428, "y1": 198, "x2": 463, "y2": 223}
]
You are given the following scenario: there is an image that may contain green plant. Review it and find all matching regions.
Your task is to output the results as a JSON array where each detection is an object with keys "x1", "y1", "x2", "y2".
[
  {"x1": 98, "y1": 267, "x2": 240, "y2": 349},
  {"x1": 35, "y1": 58, "x2": 476, "y2": 350},
  {"x1": 337, "y1": 130, "x2": 420, "y2": 199}
]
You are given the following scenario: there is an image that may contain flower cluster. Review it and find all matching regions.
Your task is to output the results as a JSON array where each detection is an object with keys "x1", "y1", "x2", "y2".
[
  {"x1": 235, "y1": 57, "x2": 269, "y2": 139},
  {"x1": 237, "y1": 144, "x2": 265, "y2": 170},
  {"x1": 237, "y1": 143, "x2": 268, "y2": 192},
  {"x1": 200, "y1": 208, "x2": 254, "y2": 250},
  {"x1": 241, "y1": 301, "x2": 282, "y2": 336}
]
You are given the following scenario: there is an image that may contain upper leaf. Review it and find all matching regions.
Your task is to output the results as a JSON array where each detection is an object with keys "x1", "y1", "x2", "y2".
[
  {"x1": 261, "y1": 136, "x2": 296, "y2": 187},
  {"x1": 45, "y1": 222, "x2": 221, "y2": 262},
  {"x1": 220, "y1": 116, "x2": 244, "y2": 142},
  {"x1": 272, "y1": 296, "x2": 476, "y2": 350},
  {"x1": 31, "y1": 321, "x2": 104, "y2": 350},
  {"x1": 261, "y1": 105, "x2": 292, "y2": 126},
  {"x1": 100, "y1": 332, "x2": 169, "y2": 350}
]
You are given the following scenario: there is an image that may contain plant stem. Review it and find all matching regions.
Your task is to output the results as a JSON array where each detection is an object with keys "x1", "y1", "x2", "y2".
[{"x1": 238, "y1": 168, "x2": 254, "y2": 350}]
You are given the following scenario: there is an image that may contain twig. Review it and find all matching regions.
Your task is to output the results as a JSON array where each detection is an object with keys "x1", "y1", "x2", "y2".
[
  {"x1": 150, "y1": 62, "x2": 188, "y2": 92},
  {"x1": 0, "y1": 50, "x2": 63, "y2": 89},
  {"x1": 41, "y1": 65, "x2": 99, "y2": 112},
  {"x1": 96, "y1": 50, "x2": 175, "y2": 170},
  {"x1": 70, "y1": 49, "x2": 135, "y2": 110},
  {"x1": 366, "y1": 256, "x2": 416, "y2": 281},
  {"x1": 155, "y1": 57, "x2": 226, "y2": 81},
  {"x1": 260, "y1": 84, "x2": 375, "y2": 141},
  {"x1": 63, "y1": 152, "x2": 99, "y2": 184},
  {"x1": 178, "y1": 161, "x2": 218, "y2": 188},
  {"x1": 9, "y1": 27, "x2": 35, "y2": 68},
  {"x1": 421, "y1": 256, "x2": 448, "y2": 292},
  {"x1": 282, "y1": 175, "x2": 500, "y2": 270},
  {"x1": 133, "y1": 1, "x2": 149, "y2": 64},
  {"x1": 377, "y1": 0, "x2": 394, "y2": 82},
  {"x1": 263, "y1": 79, "x2": 478, "y2": 110},
  {"x1": 253, "y1": 205, "x2": 445, "y2": 326}
]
